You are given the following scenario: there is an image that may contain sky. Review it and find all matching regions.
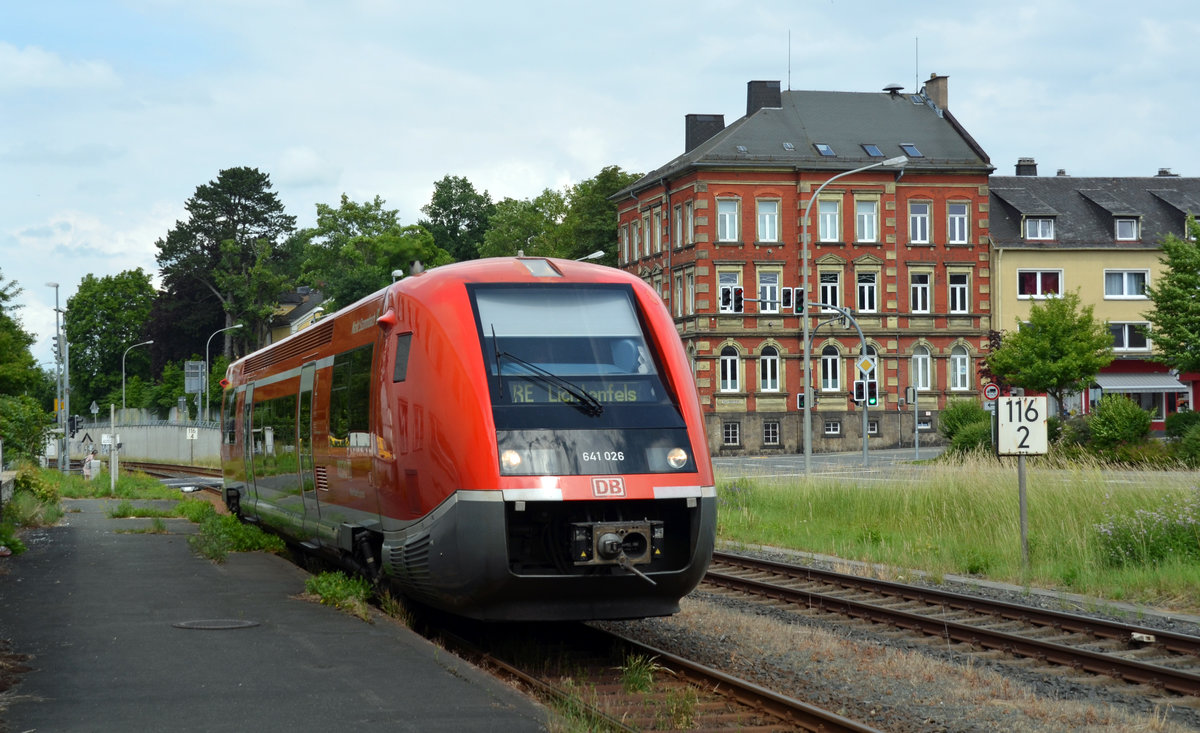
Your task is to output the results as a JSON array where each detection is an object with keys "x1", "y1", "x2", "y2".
[{"x1": 4, "y1": 0, "x2": 1199, "y2": 368}]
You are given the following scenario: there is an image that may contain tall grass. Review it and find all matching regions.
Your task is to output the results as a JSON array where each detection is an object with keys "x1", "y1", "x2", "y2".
[{"x1": 717, "y1": 454, "x2": 1200, "y2": 612}]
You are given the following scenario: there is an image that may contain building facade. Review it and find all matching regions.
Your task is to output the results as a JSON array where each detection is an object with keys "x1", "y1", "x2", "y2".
[
  {"x1": 616, "y1": 77, "x2": 993, "y2": 454},
  {"x1": 989, "y1": 161, "x2": 1200, "y2": 428}
]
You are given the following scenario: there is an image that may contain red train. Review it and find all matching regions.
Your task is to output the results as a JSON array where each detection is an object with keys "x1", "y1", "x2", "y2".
[{"x1": 220, "y1": 256, "x2": 716, "y2": 621}]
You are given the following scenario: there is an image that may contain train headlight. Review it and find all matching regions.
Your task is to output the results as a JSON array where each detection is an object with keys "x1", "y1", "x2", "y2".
[
  {"x1": 666, "y1": 447, "x2": 689, "y2": 470},
  {"x1": 500, "y1": 449, "x2": 523, "y2": 471}
]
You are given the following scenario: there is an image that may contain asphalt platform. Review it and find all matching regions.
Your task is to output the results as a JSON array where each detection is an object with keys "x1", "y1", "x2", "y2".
[{"x1": 0, "y1": 499, "x2": 548, "y2": 732}]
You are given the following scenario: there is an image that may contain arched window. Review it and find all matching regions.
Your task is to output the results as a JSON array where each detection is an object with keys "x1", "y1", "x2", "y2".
[
  {"x1": 950, "y1": 346, "x2": 970, "y2": 391},
  {"x1": 821, "y1": 345, "x2": 840, "y2": 392},
  {"x1": 912, "y1": 345, "x2": 931, "y2": 391},
  {"x1": 720, "y1": 346, "x2": 740, "y2": 392},
  {"x1": 760, "y1": 346, "x2": 779, "y2": 392}
]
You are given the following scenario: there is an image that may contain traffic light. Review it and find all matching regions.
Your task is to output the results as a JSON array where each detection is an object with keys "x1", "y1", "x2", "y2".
[
  {"x1": 866, "y1": 380, "x2": 878, "y2": 407},
  {"x1": 68, "y1": 415, "x2": 81, "y2": 437},
  {"x1": 796, "y1": 392, "x2": 805, "y2": 410},
  {"x1": 720, "y1": 288, "x2": 731, "y2": 310},
  {"x1": 853, "y1": 379, "x2": 866, "y2": 403},
  {"x1": 732, "y1": 287, "x2": 744, "y2": 313},
  {"x1": 52, "y1": 335, "x2": 62, "y2": 364}
]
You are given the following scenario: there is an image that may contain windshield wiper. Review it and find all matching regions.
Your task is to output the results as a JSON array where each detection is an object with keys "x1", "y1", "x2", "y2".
[{"x1": 495, "y1": 349, "x2": 605, "y2": 416}]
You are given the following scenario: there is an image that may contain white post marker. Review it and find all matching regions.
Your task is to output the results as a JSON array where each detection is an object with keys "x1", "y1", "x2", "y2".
[{"x1": 994, "y1": 392, "x2": 1048, "y2": 571}]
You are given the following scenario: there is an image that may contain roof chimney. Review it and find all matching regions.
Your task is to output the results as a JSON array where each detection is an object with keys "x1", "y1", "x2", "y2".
[
  {"x1": 1156, "y1": 167, "x2": 1180, "y2": 177},
  {"x1": 1015, "y1": 157, "x2": 1038, "y2": 176},
  {"x1": 924, "y1": 73, "x2": 949, "y2": 109},
  {"x1": 746, "y1": 80, "x2": 782, "y2": 116},
  {"x1": 685, "y1": 113, "x2": 725, "y2": 153}
]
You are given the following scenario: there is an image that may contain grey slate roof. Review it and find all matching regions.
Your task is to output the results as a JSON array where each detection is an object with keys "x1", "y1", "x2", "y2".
[
  {"x1": 618, "y1": 88, "x2": 992, "y2": 196},
  {"x1": 989, "y1": 176, "x2": 1200, "y2": 250}
]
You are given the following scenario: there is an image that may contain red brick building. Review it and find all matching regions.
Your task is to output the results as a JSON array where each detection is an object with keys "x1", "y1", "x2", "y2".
[{"x1": 615, "y1": 77, "x2": 994, "y2": 453}]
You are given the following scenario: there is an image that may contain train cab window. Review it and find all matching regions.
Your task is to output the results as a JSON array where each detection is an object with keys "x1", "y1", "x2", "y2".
[{"x1": 393, "y1": 332, "x2": 413, "y2": 382}]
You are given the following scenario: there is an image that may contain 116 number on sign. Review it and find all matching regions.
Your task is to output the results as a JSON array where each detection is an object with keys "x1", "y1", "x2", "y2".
[{"x1": 995, "y1": 396, "x2": 1048, "y2": 455}]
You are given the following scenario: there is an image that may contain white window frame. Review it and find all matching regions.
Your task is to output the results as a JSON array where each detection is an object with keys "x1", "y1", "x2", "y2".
[
  {"x1": 620, "y1": 225, "x2": 629, "y2": 263},
  {"x1": 717, "y1": 199, "x2": 739, "y2": 242},
  {"x1": 758, "y1": 270, "x2": 780, "y2": 314},
  {"x1": 718, "y1": 270, "x2": 741, "y2": 314},
  {"x1": 685, "y1": 271, "x2": 695, "y2": 315},
  {"x1": 856, "y1": 199, "x2": 878, "y2": 243},
  {"x1": 652, "y1": 210, "x2": 662, "y2": 253},
  {"x1": 1110, "y1": 322, "x2": 1151, "y2": 351},
  {"x1": 757, "y1": 199, "x2": 779, "y2": 242},
  {"x1": 950, "y1": 346, "x2": 970, "y2": 391},
  {"x1": 1024, "y1": 217, "x2": 1055, "y2": 240},
  {"x1": 1104, "y1": 269, "x2": 1148, "y2": 299},
  {"x1": 763, "y1": 420, "x2": 780, "y2": 446},
  {"x1": 820, "y1": 345, "x2": 841, "y2": 392},
  {"x1": 910, "y1": 272, "x2": 931, "y2": 314},
  {"x1": 909, "y1": 201, "x2": 930, "y2": 244},
  {"x1": 824, "y1": 419, "x2": 841, "y2": 436},
  {"x1": 719, "y1": 346, "x2": 740, "y2": 392},
  {"x1": 948, "y1": 272, "x2": 969, "y2": 314},
  {"x1": 912, "y1": 345, "x2": 931, "y2": 391},
  {"x1": 1017, "y1": 269, "x2": 1063, "y2": 299},
  {"x1": 723, "y1": 421, "x2": 740, "y2": 446},
  {"x1": 819, "y1": 271, "x2": 841, "y2": 313},
  {"x1": 673, "y1": 272, "x2": 684, "y2": 317},
  {"x1": 760, "y1": 346, "x2": 780, "y2": 392},
  {"x1": 631, "y1": 220, "x2": 641, "y2": 259},
  {"x1": 857, "y1": 271, "x2": 878, "y2": 313},
  {"x1": 948, "y1": 202, "x2": 969, "y2": 244},
  {"x1": 672, "y1": 205, "x2": 682, "y2": 249},
  {"x1": 684, "y1": 200, "x2": 695, "y2": 245},
  {"x1": 1115, "y1": 218, "x2": 1139, "y2": 241},
  {"x1": 818, "y1": 199, "x2": 840, "y2": 242}
]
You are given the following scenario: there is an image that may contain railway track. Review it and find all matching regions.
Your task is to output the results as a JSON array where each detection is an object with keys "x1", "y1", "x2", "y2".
[
  {"x1": 706, "y1": 550, "x2": 1200, "y2": 698},
  {"x1": 438, "y1": 619, "x2": 881, "y2": 732}
]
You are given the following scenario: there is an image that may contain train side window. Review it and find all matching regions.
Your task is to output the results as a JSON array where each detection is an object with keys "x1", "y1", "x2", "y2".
[
  {"x1": 393, "y1": 332, "x2": 413, "y2": 382},
  {"x1": 330, "y1": 344, "x2": 373, "y2": 441}
]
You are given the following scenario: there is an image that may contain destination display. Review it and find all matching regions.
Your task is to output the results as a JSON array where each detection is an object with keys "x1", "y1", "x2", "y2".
[{"x1": 507, "y1": 378, "x2": 655, "y2": 405}]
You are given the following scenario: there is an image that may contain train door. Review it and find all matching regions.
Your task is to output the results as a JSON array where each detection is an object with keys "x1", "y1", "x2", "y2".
[
  {"x1": 240, "y1": 383, "x2": 258, "y2": 514},
  {"x1": 298, "y1": 362, "x2": 319, "y2": 531}
]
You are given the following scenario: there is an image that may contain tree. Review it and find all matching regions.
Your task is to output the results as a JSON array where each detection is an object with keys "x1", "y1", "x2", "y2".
[
  {"x1": 155, "y1": 167, "x2": 297, "y2": 355},
  {"x1": 561, "y1": 165, "x2": 641, "y2": 265},
  {"x1": 0, "y1": 270, "x2": 41, "y2": 398},
  {"x1": 1145, "y1": 217, "x2": 1200, "y2": 374},
  {"x1": 985, "y1": 290, "x2": 1114, "y2": 416},
  {"x1": 419, "y1": 175, "x2": 494, "y2": 261},
  {"x1": 0, "y1": 394, "x2": 52, "y2": 462},
  {"x1": 478, "y1": 189, "x2": 570, "y2": 259},
  {"x1": 62, "y1": 269, "x2": 155, "y2": 410},
  {"x1": 299, "y1": 194, "x2": 451, "y2": 309}
]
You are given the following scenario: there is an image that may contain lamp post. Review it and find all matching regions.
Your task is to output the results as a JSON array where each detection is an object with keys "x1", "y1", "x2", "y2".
[
  {"x1": 801, "y1": 155, "x2": 907, "y2": 474},
  {"x1": 47, "y1": 282, "x2": 66, "y2": 472},
  {"x1": 122, "y1": 340, "x2": 154, "y2": 414},
  {"x1": 205, "y1": 324, "x2": 243, "y2": 422}
]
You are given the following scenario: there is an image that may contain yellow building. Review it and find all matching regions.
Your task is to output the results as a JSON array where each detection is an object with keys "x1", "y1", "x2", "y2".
[{"x1": 989, "y1": 160, "x2": 1199, "y2": 423}]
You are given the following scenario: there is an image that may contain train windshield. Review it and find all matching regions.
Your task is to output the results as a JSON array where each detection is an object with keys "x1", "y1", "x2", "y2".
[{"x1": 471, "y1": 284, "x2": 682, "y2": 427}]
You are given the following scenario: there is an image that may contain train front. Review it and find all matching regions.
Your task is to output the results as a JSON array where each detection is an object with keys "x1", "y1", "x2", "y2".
[{"x1": 385, "y1": 260, "x2": 716, "y2": 621}]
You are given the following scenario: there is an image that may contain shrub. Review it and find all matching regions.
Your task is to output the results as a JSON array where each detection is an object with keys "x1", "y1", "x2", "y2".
[
  {"x1": 939, "y1": 398, "x2": 990, "y2": 443},
  {"x1": 14, "y1": 462, "x2": 60, "y2": 504},
  {"x1": 1057, "y1": 415, "x2": 1091, "y2": 446},
  {"x1": 1178, "y1": 423, "x2": 1200, "y2": 468},
  {"x1": 1088, "y1": 394, "x2": 1152, "y2": 448},
  {"x1": 949, "y1": 419, "x2": 993, "y2": 455},
  {"x1": 1165, "y1": 410, "x2": 1200, "y2": 441}
]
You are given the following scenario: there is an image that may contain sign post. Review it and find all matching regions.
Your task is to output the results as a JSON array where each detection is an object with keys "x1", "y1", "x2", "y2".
[{"x1": 994, "y1": 389, "x2": 1048, "y2": 572}]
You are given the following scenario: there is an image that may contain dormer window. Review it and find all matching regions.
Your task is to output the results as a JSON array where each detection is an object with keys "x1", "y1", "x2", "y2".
[
  {"x1": 1024, "y1": 217, "x2": 1055, "y2": 240},
  {"x1": 1115, "y1": 218, "x2": 1139, "y2": 241}
]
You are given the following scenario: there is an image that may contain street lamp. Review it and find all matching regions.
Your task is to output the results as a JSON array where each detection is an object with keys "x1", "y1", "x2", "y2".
[
  {"x1": 575, "y1": 250, "x2": 605, "y2": 261},
  {"x1": 205, "y1": 324, "x2": 243, "y2": 422},
  {"x1": 801, "y1": 155, "x2": 907, "y2": 474},
  {"x1": 122, "y1": 340, "x2": 154, "y2": 413}
]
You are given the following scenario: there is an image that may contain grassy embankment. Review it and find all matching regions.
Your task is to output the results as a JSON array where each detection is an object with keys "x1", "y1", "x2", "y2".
[{"x1": 716, "y1": 453, "x2": 1200, "y2": 613}]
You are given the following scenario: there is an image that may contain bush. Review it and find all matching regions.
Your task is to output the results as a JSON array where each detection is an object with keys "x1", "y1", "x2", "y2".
[
  {"x1": 1178, "y1": 423, "x2": 1200, "y2": 467},
  {"x1": 1089, "y1": 394, "x2": 1152, "y2": 448},
  {"x1": 939, "y1": 399, "x2": 990, "y2": 443},
  {"x1": 1057, "y1": 415, "x2": 1091, "y2": 446},
  {"x1": 949, "y1": 419, "x2": 993, "y2": 455},
  {"x1": 1165, "y1": 410, "x2": 1200, "y2": 441},
  {"x1": 14, "y1": 462, "x2": 60, "y2": 504}
]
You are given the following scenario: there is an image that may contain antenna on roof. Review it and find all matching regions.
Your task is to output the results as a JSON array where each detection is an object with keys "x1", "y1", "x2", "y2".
[
  {"x1": 883, "y1": 82, "x2": 904, "y2": 96},
  {"x1": 914, "y1": 37, "x2": 918, "y2": 93},
  {"x1": 787, "y1": 30, "x2": 791, "y2": 90}
]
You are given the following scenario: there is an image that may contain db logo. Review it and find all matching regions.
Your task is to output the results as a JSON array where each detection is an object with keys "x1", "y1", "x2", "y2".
[{"x1": 591, "y1": 477, "x2": 626, "y2": 498}]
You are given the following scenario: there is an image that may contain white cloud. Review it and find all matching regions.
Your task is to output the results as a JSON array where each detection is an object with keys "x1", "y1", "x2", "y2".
[{"x1": 0, "y1": 42, "x2": 120, "y2": 91}]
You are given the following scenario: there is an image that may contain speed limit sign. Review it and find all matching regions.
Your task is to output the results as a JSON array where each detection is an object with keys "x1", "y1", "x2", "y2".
[
  {"x1": 996, "y1": 396, "x2": 1048, "y2": 455},
  {"x1": 983, "y1": 383, "x2": 1000, "y2": 401}
]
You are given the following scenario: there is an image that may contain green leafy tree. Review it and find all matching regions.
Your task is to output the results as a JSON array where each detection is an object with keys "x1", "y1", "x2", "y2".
[
  {"x1": 479, "y1": 189, "x2": 570, "y2": 259},
  {"x1": 0, "y1": 270, "x2": 40, "y2": 398},
  {"x1": 155, "y1": 167, "x2": 297, "y2": 355},
  {"x1": 0, "y1": 394, "x2": 52, "y2": 462},
  {"x1": 561, "y1": 165, "x2": 641, "y2": 265},
  {"x1": 419, "y1": 175, "x2": 494, "y2": 261},
  {"x1": 299, "y1": 194, "x2": 451, "y2": 309},
  {"x1": 62, "y1": 269, "x2": 155, "y2": 410},
  {"x1": 985, "y1": 290, "x2": 1114, "y2": 417},
  {"x1": 1145, "y1": 217, "x2": 1200, "y2": 374}
]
